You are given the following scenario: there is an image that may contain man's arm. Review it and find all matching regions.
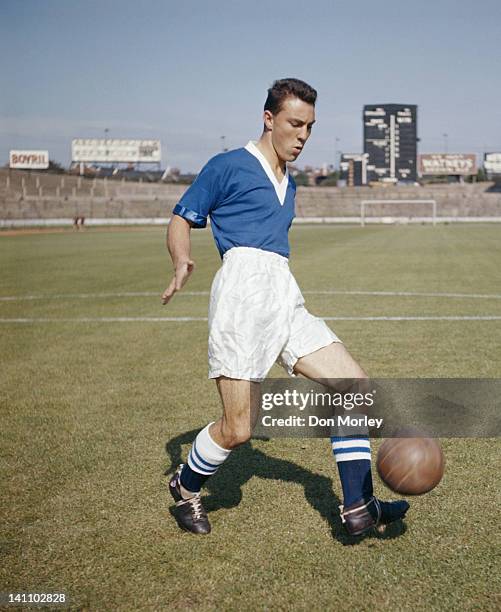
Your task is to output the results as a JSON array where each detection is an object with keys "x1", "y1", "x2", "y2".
[{"x1": 161, "y1": 215, "x2": 195, "y2": 305}]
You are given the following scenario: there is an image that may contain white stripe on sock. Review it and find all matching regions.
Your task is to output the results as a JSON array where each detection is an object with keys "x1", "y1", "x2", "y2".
[
  {"x1": 187, "y1": 452, "x2": 216, "y2": 476},
  {"x1": 332, "y1": 439, "x2": 371, "y2": 450},
  {"x1": 334, "y1": 451, "x2": 372, "y2": 462},
  {"x1": 187, "y1": 422, "x2": 231, "y2": 476}
]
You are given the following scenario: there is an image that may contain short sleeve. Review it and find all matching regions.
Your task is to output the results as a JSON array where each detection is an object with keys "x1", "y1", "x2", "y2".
[{"x1": 172, "y1": 159, "x2": 221, "y2": 228}]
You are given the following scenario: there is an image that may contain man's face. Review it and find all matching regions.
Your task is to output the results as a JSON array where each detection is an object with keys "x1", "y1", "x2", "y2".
[{"x1": 264, "y1": 96, "x2": 316, "y2": 163}]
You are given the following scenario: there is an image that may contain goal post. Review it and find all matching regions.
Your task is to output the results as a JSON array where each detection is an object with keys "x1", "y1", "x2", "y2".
[{"x1": 360, "y1": 199, "x2": 437, "y2": 227}]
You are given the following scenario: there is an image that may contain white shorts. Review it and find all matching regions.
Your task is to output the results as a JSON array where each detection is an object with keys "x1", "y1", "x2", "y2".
[{"x1": 208, "y1": 247, "x2": 342, "y2": 382}]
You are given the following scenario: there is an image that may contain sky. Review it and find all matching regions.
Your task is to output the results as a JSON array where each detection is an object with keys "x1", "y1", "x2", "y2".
[{"x1": 1, "y1": 0, "x2": 500, "y2": 172}]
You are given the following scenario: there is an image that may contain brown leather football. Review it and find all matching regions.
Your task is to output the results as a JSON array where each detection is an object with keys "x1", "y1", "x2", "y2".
[{"x1": 377, "y1": 435, "x2": 445, "y2": 495}]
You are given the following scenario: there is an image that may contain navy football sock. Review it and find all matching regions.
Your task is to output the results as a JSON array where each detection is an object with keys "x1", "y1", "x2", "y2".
[
  {"x1": 180, "y1": 463, "x2": 210, "y2": 493},
  {"x1": 331, "y1": 436, "x2": 374, "y2": 507},
  {"x1": 336, "y1": 459, "x2": 373, "y2": 507}
]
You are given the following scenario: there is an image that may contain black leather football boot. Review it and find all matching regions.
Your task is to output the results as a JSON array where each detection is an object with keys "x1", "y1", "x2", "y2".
[
  {"x1": 340, "y1": 496, "x2": 409, "y2": 536},
  {"x1": 169, "y1": 464, "x2": 211, "y2": 535}
]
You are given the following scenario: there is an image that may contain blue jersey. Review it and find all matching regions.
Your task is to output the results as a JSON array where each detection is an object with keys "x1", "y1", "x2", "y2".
[{"x1": 172, "y1": 141, "x2": 296, "y2": 258}]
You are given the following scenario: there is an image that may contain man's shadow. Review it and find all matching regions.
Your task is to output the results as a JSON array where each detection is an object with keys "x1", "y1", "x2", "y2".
[{"x1": 165, "y1": 430, "x2": 406, "y2": 545}]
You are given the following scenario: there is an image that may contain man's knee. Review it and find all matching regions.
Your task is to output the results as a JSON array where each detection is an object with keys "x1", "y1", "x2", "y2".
[
  {"x1": 293, "y1": 342, "x2": 368, "y2": 380},
  {"x1": 220, "y1": 421, "x2": 252, "y2": 449}
]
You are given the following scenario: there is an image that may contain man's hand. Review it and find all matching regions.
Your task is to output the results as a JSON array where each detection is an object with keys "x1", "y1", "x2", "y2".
[{"x1": 162, "y1": 259, "x2": 195, "y2": 304}]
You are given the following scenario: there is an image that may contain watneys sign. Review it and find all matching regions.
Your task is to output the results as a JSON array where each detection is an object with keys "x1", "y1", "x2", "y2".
[{"x1": 419, "y1": 154, "x2": 477, "y2": 176}]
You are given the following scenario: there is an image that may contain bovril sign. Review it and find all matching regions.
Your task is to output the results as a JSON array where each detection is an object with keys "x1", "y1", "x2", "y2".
[{"x1": 10, "y1": 150, "x2": 49, "y2": 170}]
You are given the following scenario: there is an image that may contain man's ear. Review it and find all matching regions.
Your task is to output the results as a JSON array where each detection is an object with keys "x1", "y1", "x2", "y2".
[{"x1": 263, "y1": 110, "x2": 274, "y2": 131}]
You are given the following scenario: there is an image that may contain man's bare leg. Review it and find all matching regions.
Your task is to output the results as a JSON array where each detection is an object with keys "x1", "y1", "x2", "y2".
[
  {"x1": 169, "y1": 377, "x2": 260, "y2": 534},
  {"x1": 210, "y1": 377, "x2": 261, "y2": 449}
]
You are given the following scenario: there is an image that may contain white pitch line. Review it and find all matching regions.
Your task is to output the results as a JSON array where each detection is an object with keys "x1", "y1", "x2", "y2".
[
  {"x1": 0, "y1": 317, "x2": 208, "y2": 323},
  {"x1": 307, "y1": 290, "x2": 501, "y2": 299},
  {"x1": 322, "y1": 316, "x2": 501, "y2": 321},
  {"x1": 1, "y1": 316, "x2": 501, "y2": 323},
  {"x1": 0, "y1": 291, "x2": 210, "y2": 301},
  {"x1": 1, "y1": 290, "x2": 501, "y2": 301}
]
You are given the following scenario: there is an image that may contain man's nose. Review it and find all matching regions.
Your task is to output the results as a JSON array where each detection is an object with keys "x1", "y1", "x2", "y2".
[{"x1": 298, "y1": 127, "x2": 308, "y2": 143}]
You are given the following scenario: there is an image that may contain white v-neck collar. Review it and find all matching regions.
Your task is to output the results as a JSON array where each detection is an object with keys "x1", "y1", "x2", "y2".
[{"x1": 245, "y1": 140, "x2": 289, "y2": 206}]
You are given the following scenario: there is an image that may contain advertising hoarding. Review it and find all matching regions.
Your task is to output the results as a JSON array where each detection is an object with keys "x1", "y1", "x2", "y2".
[
  {"x1": 484, "y1": 153, "x2": 501, "y2": 176},
  {"x1": 10, "y1": 150, "x2": 49, "y2": 169},
  {"x1": 71, "y1": 139, "x2": 161, "y2": 163},
  {"x1": 419, "y1": 154, "x2": 477, "y2": 176}
]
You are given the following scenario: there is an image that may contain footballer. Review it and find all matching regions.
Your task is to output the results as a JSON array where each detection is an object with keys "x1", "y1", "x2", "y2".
[{"x1": 162, "y1": 78, "x2": 409, "y2": 536}]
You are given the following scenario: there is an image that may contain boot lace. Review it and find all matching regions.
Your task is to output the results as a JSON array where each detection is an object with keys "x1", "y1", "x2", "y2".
[{"x1": 189, "y1": 495, "x2": 205, "y2": 521}]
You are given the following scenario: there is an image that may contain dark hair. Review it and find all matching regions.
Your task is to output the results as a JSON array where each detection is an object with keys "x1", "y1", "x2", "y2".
[{"x1": 264, "y1": 78, "x2": 317, "y2": 114}]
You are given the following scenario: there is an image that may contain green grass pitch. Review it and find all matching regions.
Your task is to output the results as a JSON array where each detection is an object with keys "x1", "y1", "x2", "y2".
[{"x1": 1, "y1": 224, "x2": 500, "y2": 610}]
